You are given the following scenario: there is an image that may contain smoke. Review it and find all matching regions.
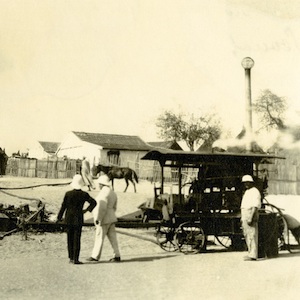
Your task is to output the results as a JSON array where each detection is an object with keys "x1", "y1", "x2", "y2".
[
  {"x1": 212, "y1": 137, "x2": 249, "y2": 151},
  {"x1": 273, "y1": 128, "x2": 300, "y2": 150},
  {"x1": 212, "y1": 126, "x2": 300, "y2": 153}
]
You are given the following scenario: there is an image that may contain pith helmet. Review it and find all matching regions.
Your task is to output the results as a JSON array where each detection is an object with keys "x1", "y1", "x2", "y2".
[
  {"x1": 71, "y1": 174, "x2": 84, "y2": 189},
  {"x1": 97, "y1": 175, "x2": 111, "y2": 186},
  {"x1": 242, "y1": 175, "x2": 254, "y2": 182}
]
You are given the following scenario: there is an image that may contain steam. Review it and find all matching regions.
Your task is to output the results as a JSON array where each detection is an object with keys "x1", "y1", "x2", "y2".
[
  {"x1": 212, "y1": 137, "x2": 250, "y2": 151},
  {"x1": 273, "y1": 129, "x2": 300, "y2": 150},
  {"x1": 213, "y1": 127, "x2": 300, "y2": 153}
]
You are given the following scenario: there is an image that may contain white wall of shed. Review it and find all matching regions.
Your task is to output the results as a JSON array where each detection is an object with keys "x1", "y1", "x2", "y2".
[
  {"x1": 56, "y1": 133, "x2": 101, "y2": 165},
  {"x1": 28, "y1": 142, "x2": 49, "y2": 159}
]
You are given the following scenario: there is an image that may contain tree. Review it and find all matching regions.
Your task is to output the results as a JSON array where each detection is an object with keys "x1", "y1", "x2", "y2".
[
  {"x1": 156, "y1": 110, "x2": 221, "y2": 151},
  {"x1": 253, "y1": 89, "x2": 287, "y2": 131},
  {"x1": 155, "y1": 111, "x2": 184, "y2": 142}
]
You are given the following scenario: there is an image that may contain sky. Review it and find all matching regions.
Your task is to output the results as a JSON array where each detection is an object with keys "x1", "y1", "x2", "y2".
[{"x1": 1, "y1": 0, "x2": 300, "y2": 155}]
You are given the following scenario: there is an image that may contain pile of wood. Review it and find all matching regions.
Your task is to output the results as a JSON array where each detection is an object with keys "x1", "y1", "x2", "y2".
[{"x1": 0, "y1": 200, "x2": 62, "y2": 240}]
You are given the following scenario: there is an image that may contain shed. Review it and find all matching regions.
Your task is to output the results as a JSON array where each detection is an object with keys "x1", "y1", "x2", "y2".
[
  {"x1": 28, "y1": 141, "x2": 60, "y2": 159},
  {"x1": 56, "y1": 131, "x2": 151, "y2": 172}
]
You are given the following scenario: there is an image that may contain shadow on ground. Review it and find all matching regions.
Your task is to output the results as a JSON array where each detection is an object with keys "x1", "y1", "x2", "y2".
[{"x1": 84, "y1": 254, "x2": 178, "y2": 264}]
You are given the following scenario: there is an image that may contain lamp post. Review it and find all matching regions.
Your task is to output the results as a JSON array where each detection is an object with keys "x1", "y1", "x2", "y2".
[{"x1": 241, "y1": 57, "x2": 254, "y2": 152}]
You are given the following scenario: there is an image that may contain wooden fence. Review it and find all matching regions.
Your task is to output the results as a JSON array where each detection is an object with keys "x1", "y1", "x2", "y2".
[
  {"x1": 5, "y1": 158, "x2": 81, "y2": 179},
  {"x1": 263, "y1": 148, "x2": 300, "y2": 195},
  {"x1": 5, "y1": 149, "x2": 300, "y2": 195},
  {"x1": 4, "y1": 157, "x2": 155, "y2": 180}
]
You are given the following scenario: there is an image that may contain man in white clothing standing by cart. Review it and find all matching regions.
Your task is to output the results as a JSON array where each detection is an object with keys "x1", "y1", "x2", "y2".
[{"x1": 240, "y1": 175, "x2": 261, "y2": 261}]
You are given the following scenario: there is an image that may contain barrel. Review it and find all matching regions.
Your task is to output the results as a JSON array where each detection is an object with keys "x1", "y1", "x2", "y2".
[{"x1": 258, "y1": 212, "x2": 279, "y2": 258}]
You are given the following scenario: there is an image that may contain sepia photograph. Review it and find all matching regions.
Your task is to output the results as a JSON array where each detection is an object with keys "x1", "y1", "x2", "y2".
[{"x1": 1, "y1": 1, "x2": 300, "y2": 299}]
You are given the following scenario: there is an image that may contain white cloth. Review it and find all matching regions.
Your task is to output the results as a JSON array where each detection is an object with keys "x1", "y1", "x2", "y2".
[
  {"x1": 91, "y1": 223, "x2": 120, "y2": 260},
  {"x1": 241, "y1": 186, "x2": 261, "y2": 259},
  {"x1": 81, "y1": 159, "x2": 95, "y2": 188},
  {"x1": 92, "y1": 186, "x2": 118, "y2": 225},
  {"x1": 241, "y1": 187, "x2": 261, "y2": 210},
  {"x1": 91, "y1": 185, "x2": 120, "y2": 260},
  {"x1": 241, "y1": 210, "x2": 259, "y2": 259}
]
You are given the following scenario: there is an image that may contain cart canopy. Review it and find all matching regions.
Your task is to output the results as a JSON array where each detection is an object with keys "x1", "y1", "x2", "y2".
[{"x1": 141, "y1": 149, "x2": 284, "y2": 166}]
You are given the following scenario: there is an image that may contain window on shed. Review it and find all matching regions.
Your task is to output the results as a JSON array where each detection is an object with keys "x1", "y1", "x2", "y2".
[{"x1": 107, "y1": 150, "x2": 120, "y2": 165}]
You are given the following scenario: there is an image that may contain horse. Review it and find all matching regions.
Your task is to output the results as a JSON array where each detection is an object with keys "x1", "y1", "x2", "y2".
[{"x1": 92, "y1": 164, "x2": 139, "y2": 193}]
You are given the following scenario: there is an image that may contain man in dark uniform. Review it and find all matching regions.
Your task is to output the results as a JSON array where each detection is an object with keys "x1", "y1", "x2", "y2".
[{"x1": 57, "y1": 174, "x2": 96, "y2": 264}]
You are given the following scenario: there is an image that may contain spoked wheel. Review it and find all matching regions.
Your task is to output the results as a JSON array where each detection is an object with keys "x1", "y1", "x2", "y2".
[
  {"x1": 214, "y1": 235, "x2": 246, "y2": 251},
  {"x1": 155, "y1": 223, "x2": 178, "y2": 252},
  {"x1": 175, "y1": 222, "x2": 206, "y2": 254},
  {"x1": 214, "y1": 235, "x2": 231, "y2": 249}
]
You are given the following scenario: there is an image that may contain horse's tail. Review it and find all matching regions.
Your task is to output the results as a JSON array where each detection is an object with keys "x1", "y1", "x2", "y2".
[{"x1": 132, "y1": 170, "x2": 139, "y2": 183}]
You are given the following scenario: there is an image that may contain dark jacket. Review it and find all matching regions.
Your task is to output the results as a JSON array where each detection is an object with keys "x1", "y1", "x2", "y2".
[{"x1": 57, "y1": 189, "x2": 96, "y2": 226}]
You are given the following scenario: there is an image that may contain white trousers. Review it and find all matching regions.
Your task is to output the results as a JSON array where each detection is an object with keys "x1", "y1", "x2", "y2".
[
  {"x1": 91, "y1": 223, "x2": 120, "y2": 260},
  {"x1": 241, "y1": 209, "x2": 259, "y2": 259}
]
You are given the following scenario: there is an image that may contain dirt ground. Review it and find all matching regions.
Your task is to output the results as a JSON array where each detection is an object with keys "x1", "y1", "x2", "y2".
[{"x1": 1, "y1": 176, "x2": 300, "y2": 300}]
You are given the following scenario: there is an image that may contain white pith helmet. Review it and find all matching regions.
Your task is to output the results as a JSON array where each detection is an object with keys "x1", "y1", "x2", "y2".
[
  {"x1": 97, "y1": 175, "x2": 111, "y2": 186},
  {"x1": 242, "y1": 175, "x2": 254, "y2": 182},
  {"x1": 71, "y1": 174, "x2": 84, "y2": 189}
]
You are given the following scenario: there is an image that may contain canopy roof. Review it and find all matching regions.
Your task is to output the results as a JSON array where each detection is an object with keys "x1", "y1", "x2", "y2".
[{"x1": 141, "y1": 149, "x2": 284, "y2": 166}]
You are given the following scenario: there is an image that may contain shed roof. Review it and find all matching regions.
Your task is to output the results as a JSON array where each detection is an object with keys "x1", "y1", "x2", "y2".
[
  {"x1": 39, "y1": 141, "x2": 60, "y2": 154},
  {"x1": 147, "y1": 141, "x2": 183, "y2": 150},
  {"x1": 73, "y1": 131, "x2": 150, "y2": 151}
]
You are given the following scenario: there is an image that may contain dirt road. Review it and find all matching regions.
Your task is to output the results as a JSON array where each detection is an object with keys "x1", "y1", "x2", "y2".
[
  {"x1": 1, "y1": 229, "x2": 300, "y2": 300},
  {"x1": 1, "y1": 177, "x2": 300, "y2": 299}
]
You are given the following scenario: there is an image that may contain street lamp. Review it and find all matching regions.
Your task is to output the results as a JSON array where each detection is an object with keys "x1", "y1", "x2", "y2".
[
  {"x1": 241, "y1": 57, "x2": 254, "y2": 70},
  {"x1": 241, "y1": 57, "x2": 254, "y2": 151}
]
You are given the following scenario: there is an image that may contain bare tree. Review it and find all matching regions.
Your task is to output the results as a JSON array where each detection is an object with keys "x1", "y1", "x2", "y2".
[
  {"x1": 156, "y1": 110, "x2": 221, "y2": 151},
  {"x1": 253, "y1": 89, "x2": 287, "y2": 131},
  {"x1": 156, "y1": 111, "x2": 184, "y2": 142}
]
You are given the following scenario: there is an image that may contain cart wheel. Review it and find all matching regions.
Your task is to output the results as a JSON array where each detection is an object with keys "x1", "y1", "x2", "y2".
[
  {"x1": 215, "y1": 236, "x2": 231, "y2": 249},
  {"x1": 155, "y1": 223, "x2": 178, "y2": 252},
  {"x1": 175, "y1": 222, "x2": 206, "y2": 254}
]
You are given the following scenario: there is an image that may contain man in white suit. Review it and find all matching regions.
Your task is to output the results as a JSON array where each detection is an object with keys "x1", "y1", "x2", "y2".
[{"x1": 87, "y1": 174, "x2": 121, "y2": 262}]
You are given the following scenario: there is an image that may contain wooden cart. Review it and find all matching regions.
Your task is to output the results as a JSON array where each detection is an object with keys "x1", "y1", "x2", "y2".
[{"x1": 141, "y1": 149, "x2": 290, "y2": 254}]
